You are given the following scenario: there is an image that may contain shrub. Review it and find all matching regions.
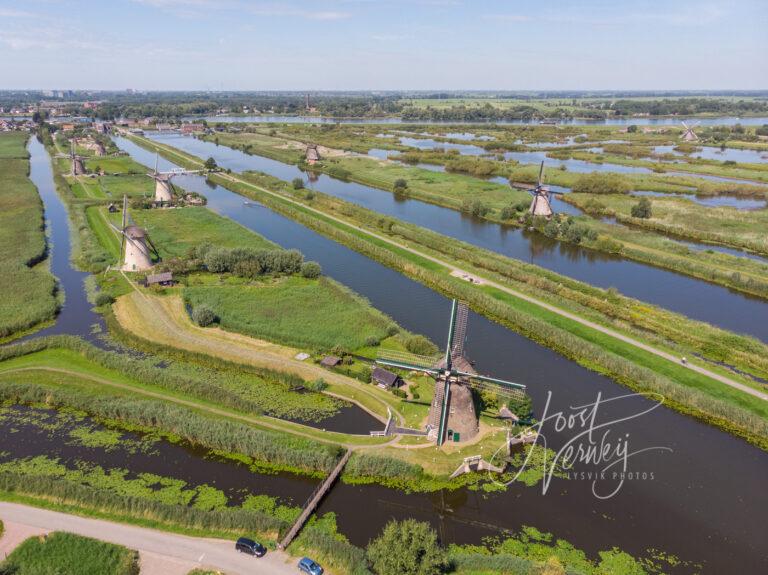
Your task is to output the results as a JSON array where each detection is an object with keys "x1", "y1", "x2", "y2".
[
  {"x1": 461, "y1": 198, "x2": 490, "y2": 217},
  {"x1": 306, "y1": 378, "x2": 328, "y2": 392},
  {"x1": 630, "y1": 198, "x2": 653, "y2": 219},
  {"x1": 367, "y1": 519, "x2": 447, "y2": 575},
  {"x1": 392, "y1": 389, "x2": 407, "y2": 398},
  {"x1": 204, "y1": 157, "x2": 217, "y2": 170},
  {"x1": 292, "y1": 177, "x2": 304, "y2": 190},
  {"x1": 304, "y1": 189, "x2": 315, "y2": 200},
  {"x1": 301, "y1": 261, "x2": 322, "y2": 279},
  {"x1": 404, "y1": 334, "x2": 438, "y2": 356},
  {"x1": 94, "y1": 292, "x2": 114, "y2": 307},
  {"x1": 572, "y1": 173, "x2": 631, "y2": 195},
  {"x1": 393, "y1": 178, "x2": 408, "y2": 192},
  {"x1": 500, "y1": 206, "x2": 515, "y2": 220},
  {"x1": 192, "y1": 305, "x2": 216, "y2": 327}
]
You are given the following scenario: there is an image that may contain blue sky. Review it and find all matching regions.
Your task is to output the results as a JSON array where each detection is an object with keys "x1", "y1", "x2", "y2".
[{"x1": 1, "y1": 0, "x2": 766, "y2": 90}]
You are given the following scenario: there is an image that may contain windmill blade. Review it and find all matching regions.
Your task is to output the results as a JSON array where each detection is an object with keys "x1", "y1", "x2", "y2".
[
  {"x1": 443, "y1": 299, "x2": 459, "y2": 370},
  {"x1": 681, "y1": 121, "x2": 689, "y2": 130},
  {"x1": 145, "y1": 234, "x2": 161, "y2": 260},
  {"x1": 154, "y1": 153, "x2": 159, "y2": 175},
  {"x1": 456, "y1": 370, "x2": 526, "y2": 390},
  {"x1": 537, "y1": 161, "x2": 545, "y2": 187},
  {"x1": 376, "y1": 349, "x2": 441, "y2": 374},
  {"x1": 120, "y1": 196, "x2": 128, "y2": 254},
  {"x1": 450, "y1": 301, "x2": 469, "y2": 360}
]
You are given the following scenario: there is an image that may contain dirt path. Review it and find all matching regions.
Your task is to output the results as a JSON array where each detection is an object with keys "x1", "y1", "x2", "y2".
[
  {"x1": 139, "y1": 136, "x2": 768, "y2": 401},
  {"x1": 114, "y1": 288, "x2": 406, "y2": 426},
  {"x1": 0, "y1": 502, "x2": 297, "y2": 575}
]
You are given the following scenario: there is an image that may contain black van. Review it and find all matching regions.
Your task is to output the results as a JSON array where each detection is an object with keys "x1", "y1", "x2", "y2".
[{"x1": 235, "y1": 537, "x2": 266, "y2": 557}]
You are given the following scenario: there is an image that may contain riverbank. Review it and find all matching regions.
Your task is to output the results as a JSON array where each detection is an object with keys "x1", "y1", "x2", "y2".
[{"x1": 127, "y1": 132, "x2": 768, "y2": 451}]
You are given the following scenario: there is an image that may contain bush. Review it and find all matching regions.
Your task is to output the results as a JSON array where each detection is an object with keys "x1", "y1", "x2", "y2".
[
  {"x1": 192, "y1": 305, "x2": 216, "y2": 327},
  {"x1": 392, "y1": 389, "x2": 407, "y2": 398},
  {"x1": 572, "y1": 173, "x2": 631, "y2": 195},
  {"x1": 204, "y1": 157, "x2": 217, "y2": 170},
  {"x1": 404, "y1": 334, "x2": 438, "y2": 356},
  {"x1": 306, "y1": 378, "x2": 328, "y2": 392},
  {"x1": 301, "y1": 261, "x2": 322, "y2": 279},
  {"x1": 367, "y1": 519, "x2": 447, "y2": 575},
  {"x1": 393, "y1": 178, "x2": 408, "y2": 192},
  {"x1": 292, "y1": 177, "x2": 304, "y2": 190},
  {"x1": 630, "y1": 198, "x2": 653, "y2": 219},
  {"x1": 500, "y1": 206, "x2": 515, "y2": 220},
  {"x1": 461, "y1": 198, "x2": 490, "y2": 217},
  {"x1": 94, "y1": 292, "x2": 114, "y2": 307}
]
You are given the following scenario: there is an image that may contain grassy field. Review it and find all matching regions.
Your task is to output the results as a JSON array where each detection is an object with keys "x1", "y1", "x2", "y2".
[
  {"x1": 128, "y1": 206, "x2": 276, "y2": 258},
  {"x1": 0, "y1": 133, "x2": 58, "y2": 340},
  {"x1": 184, "y1": 275, "x2": 397, "y2": 352},
  {"x1": 0, "y1": 531, "x2": 139, "y2": 575},
  {"x1": 568, "y1": 192, "x2": 768, "y2": 254}
]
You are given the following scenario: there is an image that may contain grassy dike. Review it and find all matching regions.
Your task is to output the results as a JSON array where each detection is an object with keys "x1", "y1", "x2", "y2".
[
  {"x1": 128, "y1": 133, "x2": 768, "y2": 450},
  {"x1": 203, "y1": 129, "x2": 768, "y2": 298}
]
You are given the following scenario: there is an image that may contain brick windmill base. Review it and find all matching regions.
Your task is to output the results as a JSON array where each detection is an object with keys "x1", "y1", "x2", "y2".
[{"x1": 428, "y1": 381, "x2": 479, "y2": 443}]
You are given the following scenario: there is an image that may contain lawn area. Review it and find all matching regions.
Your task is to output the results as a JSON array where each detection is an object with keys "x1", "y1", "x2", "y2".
[
  {"x1": 0, "y1": 531, "x2": 139, "y2": 575},
  {"x1": 184, "y1": 275, "x2": 398, "y2": 352},
  {"x1": 102, "y1": 206, "x2": 276, "y2": 259},
  {"x1": 0, "y1": 133, "x2": 58, "y2": 340}
]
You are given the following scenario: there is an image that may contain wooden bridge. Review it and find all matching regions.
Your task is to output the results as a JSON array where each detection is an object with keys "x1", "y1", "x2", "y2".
[{"x1": 277, "y1": 449, "x2": 352, "y2": 550}]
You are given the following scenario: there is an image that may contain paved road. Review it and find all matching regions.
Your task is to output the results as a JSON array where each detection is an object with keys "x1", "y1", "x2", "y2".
[
  {"x1": 141, "y1": 135, "x2": 768, "y2": 401},
  {"x1": 0, "y1": 502, "x2": 300, "y2": 575}
]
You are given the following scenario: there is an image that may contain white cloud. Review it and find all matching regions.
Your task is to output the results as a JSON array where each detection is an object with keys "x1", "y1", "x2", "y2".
[
  {"x1": 0, "y1": 8, "x2": 36, "y2": 18},
  {"x1": 482, "y1": 14, "x2": 531, "y2": 22}
]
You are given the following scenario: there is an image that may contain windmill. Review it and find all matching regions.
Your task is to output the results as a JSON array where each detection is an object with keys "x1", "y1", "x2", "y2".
[
  {"x1": 305, "y1": 144, "x2": 320, "y2": 165},
  {"x1": 146, "y1": 153, "x2": 203, "y2": 205},
  {"x1": 510, "y1": 161, "x2": 564, "y2": 218},
  {"x1": 680, "y1": 121, "x2": 700, "y2": 142},
  {"x1": 110, "y1": 195, "x2": 159, "y2": 271},
  {"x1": 376, "y1": 300, "x2": 527, "y2": 446},
  {"x1": 148, "y1": 153, "x2": 175, "y2": 204},
  {"x1": 69, "y1": 138, "x2": 86, "y2": 176}
]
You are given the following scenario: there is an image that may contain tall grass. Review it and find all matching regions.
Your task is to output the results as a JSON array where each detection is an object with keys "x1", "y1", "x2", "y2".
[
  {"x1": 0, "y1": 133, "x2": 58, "y2": 338},
  {"x1": 184, "y1": 276, "x2": 397, "y2": 352},
  {"x1": 0, "y1": 347, "x2": 342, "y2": 473},
  {"x1": 0, "y1": 531, "x2": 140, "y2": 575},
  {"x1": 0, "y1": 473, "x2": 286, "y2": 538}
]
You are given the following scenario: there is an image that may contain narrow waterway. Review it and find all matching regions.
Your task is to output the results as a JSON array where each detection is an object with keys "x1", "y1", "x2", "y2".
[
  {"x1": 148, "y1": 133, "x2": 768, "y2": 342},
  {"x1": 20, "y1": 137, "x2": 379, "y2": 435},
  {"x1": 116, "y1": 135, "x2": 768, "y2": 574},
  {"x1": 22, "y1": 137, "x2": 105, "y2": 343}
]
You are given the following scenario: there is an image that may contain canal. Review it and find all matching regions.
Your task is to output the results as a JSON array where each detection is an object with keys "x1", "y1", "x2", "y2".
[
  {"x1": 114, "y1": 135, "x2": 768, "y2": 574},
  {"x1": 147, "y1": 133, "x2": 768, "y2": 342}
]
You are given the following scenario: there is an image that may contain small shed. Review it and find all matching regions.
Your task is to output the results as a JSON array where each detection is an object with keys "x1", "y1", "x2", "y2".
[
  {"x1": 145, "y1": 271, "x2": 175, "y2": 287},
  {"x1": 499, "y1": 406, "x2": 519, "y2": 422},
  {"x1": 320, "y1": 355, "x2": 341, "y2": 368},
  {"x1": 305, "y1": 144, "x2": 320, "y2": 164},
  {"x1": 372, "y1": 367, "x2": 401, "y2": 390}
]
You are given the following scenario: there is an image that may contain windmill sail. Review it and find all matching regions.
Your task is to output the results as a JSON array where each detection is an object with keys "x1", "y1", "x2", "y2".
[{"x1": 376, "y1": 299, "x2": 527, "y2": 446}]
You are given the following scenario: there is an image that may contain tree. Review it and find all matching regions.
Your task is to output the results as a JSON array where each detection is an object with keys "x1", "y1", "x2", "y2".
[
  {"x1": 301, "y1": 261, "x2": 322, "y2": 278},
  {"x1": 630, "y1": 197, "x2": 652, "y2": 219},
  {"x1": 627, "y1": 124, "x2": 638, "y2": 133},
  {"x1": 204, "y1": 157, "x2": 218, "y2": 170},
  {"x1": 405, "y1": 334, "x2": 438, "y2": 356},
  {"x1": 292, "y1": 177, "x2": 304, "y2": 190},
  {"x1": 192, "y1": 305, "x2": 216, "y2": 327},
  {"x1": 393, "y1": 178, "x2": 409, "y2": 196},
  {"x1": 367, "y1": 519, "x2": 447, "y2": 575}
]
